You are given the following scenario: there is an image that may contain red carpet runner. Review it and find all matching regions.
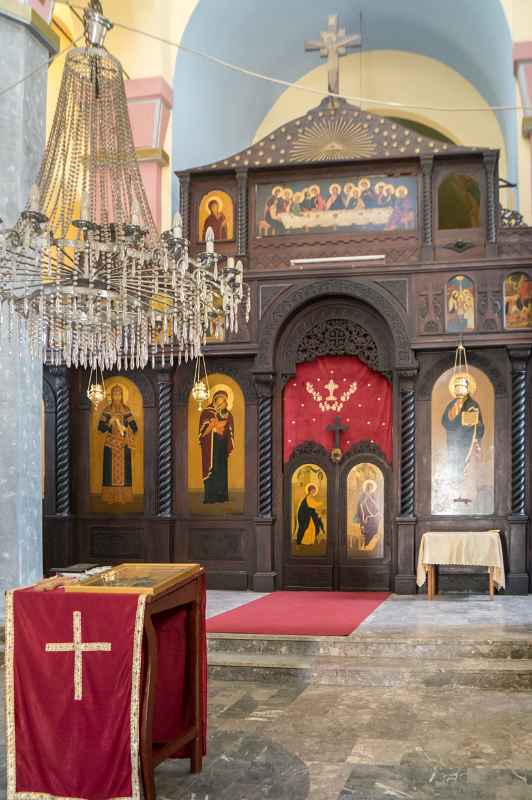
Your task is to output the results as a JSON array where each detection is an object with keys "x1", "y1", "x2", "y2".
[{"x1": 207, "y1": 591, "x2": 390, "y2": 636}]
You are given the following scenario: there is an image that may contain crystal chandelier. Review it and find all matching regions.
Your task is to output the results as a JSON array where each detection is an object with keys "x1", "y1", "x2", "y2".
[{"x1": 0, "y1": 1, "x2": 250, "y2": 371}]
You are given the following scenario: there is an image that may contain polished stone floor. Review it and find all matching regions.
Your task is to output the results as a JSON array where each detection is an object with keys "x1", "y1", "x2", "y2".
[
  {"x1": 3, "y1": 593, "x2": 532, "y2": 799},
  {"x1": 156, "y1": 679, "x2": 532, "y2": 799}
]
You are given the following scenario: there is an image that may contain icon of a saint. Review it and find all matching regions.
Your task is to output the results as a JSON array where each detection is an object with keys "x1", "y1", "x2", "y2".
[
  {"x1": 441, "y1": 373, "x2": 484, "y2": 476},
  {"x1": 202, "y1": 198, "x2": 227, "y2": 241},
  {"x1": 199, "y1": 389, "x2": 234, "y2": 503},
  {"x1": 294, "y1": 483, "x2": 326, "y2": 545},
  {"x1": 98, "y1": 384, "x2": 138, "y2": 504},
  {"x1": 355, "y1": 479, "x2": 380, "y2": 549}
]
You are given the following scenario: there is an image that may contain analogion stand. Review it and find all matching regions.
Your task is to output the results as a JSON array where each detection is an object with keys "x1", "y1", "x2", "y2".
[{"x1": 66, "y1": 563, "x2": 206, "y2": 800}]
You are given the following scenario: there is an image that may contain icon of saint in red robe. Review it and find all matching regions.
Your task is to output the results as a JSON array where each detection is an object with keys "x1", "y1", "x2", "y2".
[{"x1": 98, "y1": 385, "x2": 137, "y2": 504}]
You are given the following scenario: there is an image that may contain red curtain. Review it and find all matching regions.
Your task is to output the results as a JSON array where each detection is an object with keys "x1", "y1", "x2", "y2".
[{"x1": 283, "y1": 355, "x2": 392, "y2": 463}]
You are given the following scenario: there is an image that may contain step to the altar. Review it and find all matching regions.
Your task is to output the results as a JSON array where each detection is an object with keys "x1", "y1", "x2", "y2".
[
  {"x1": 207, "y1": 634, "x2": 532, "y2": 689},
  {"x1": 207, "y1": 632, "x2": 532, "y2": 660}
]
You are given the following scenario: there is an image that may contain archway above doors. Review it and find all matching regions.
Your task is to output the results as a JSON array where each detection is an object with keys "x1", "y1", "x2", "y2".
[{"x1": 254, "y1": 278, "x2": 414, "y2": 376}]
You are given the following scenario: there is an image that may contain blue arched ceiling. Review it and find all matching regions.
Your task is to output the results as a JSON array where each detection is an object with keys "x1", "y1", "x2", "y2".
[{"x1": 173, "y1": 0, "x2": 516, "y2": 206}]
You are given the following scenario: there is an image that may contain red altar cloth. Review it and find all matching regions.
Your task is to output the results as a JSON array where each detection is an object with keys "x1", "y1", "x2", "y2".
[
  {"x1": 5, "y1": 582, "x2": 207, "y2": 800},
  {"x1": 283, "y1": 355, "x2": 393, "y2": 463}
]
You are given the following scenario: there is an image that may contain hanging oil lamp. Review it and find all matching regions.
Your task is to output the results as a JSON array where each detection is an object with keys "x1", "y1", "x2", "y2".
[{"x1": 191, "y1": 353, "x2": 210, "y2": 411}]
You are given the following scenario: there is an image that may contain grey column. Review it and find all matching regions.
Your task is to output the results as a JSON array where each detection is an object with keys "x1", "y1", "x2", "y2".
[{"x1": 0, "y1": 8, "x2": 57, "y2": 610}]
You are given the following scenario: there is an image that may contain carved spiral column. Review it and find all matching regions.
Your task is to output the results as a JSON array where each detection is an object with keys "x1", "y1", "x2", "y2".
[
  {"x1": 178, "y1": 172, "x2": 191, "y2": 239},
  {"x1": 395, "y1": 369, "x2": 418, "y2": 594},
  {"x1": 510, "y1": 352, "x2": 528, "y2": 516},
  {"x1": 53, "y1": 368, "x2": 71, "y2": 516},
  {"x1": 483, "y1": 152, "x2": 498, "y2": 246},
  {"x1": 420, "y1": 156, "x2": 434, "y2": 257},
  {"x1": 507, "y1": 348, "x2": 530, "y2": 594},
  {"x1": 157, "y1": 373, "x2": 173, "y2": 516},
  {"x1": 400, "y1": 388, "x2": 416, "y2": 516},
  {"x1": 236, "y1": 168, "x2": 249, "y2": 257},
  {"x1": 253, "y1": 372, "x2": 276, "y2": 592},
  {"x1": 257, "y1": 394, "x2": 273, "y2": 517}
]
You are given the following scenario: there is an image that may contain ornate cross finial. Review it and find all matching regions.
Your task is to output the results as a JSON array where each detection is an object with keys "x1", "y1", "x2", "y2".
[{"x1": 305, "y1": 14, "x2": 361, "y2": 95}]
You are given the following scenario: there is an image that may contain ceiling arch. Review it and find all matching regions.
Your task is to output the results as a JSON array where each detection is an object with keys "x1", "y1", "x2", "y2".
[{"x1": 173, "y1": 0, "x2": 516, "y2": 206}]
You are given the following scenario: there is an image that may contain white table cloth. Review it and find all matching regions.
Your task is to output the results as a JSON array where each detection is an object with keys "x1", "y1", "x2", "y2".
[{"x1": 416, "y1": 530, "x2": 505, "y2": 589}]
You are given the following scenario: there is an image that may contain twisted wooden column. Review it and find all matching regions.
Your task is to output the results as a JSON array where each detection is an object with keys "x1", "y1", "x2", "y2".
[
  {"x1": 255, "y1": 374, "x2": 274, "y2": 519},
  {"x1": 55, "y1": 384, "x2": 71, "y2": 515},
  {"x1": 400, "y1": 388, "x2": 416, "y2": 516},
  {"x1": 178, "y1": 172, "x2": 191, "y2": 239},
  {"x1": 483, "y1": 152, "x2": 498, "y2": 246},
  {"x1": 421, "y1": 156, "x2": 434, "y2": 253},
  {"x1": 511, "y1": 356, "x2": 528, "y2": 515},
  {"x1": 157, "y1": 376, "x2": 173, "y2": 517},
  {"x1": 236, "y1": 168, "x2": 249, "y2": 257}
]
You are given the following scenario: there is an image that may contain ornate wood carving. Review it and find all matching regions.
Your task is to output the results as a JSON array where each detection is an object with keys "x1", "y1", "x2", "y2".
[
  {"x1": 157, "y1": 372, "x2": 173, "y2": 517},
  {"x1": 442, "y1": 240, "x2": 475, "y2": 254},
  {"x1": 287, "y1": 441, "x2": 329, "y2": 463},
  {"x1": 259, "y1": 283, "x2": 292, "y2": 318},
  {"x1": 483, "y1": 152, "x2": 498, "y2": 245},
  {"x1": 478, "y1": 279, "x2": 502, "y2": 332},
  {"x1": 178, "y1": 172, "x2": 191, "y2": 239},
  {"x1": 250, "y1": 234, "x2": 419, "y2": 271},
  {"x1": 375, "y1": 279, "x2": 408, "y2": 310},
  {"x1": 254, "y1": 373, "x2": 274, "y2": 519},
  {"x1": 296, "y1": 318, "x2": 379, "y2": 370},
  {"x1": 341, "y1": 439, "x2": 387, "y2": 463},
  {"x1": 256, "y1": 278, "x2": 413, "y2": 374},
  {"x1": 509, "y1": 349, "x2": 529, "y2": 516},
  {"x1": 418, "y1": 282, "x2": 444, "y2": 334},
  {"x1": 421, "y1": 156, "x2": 434, "y2": 247},
  {"x1": 236, "y1": 169, "x2": 248, "y2": 256}
]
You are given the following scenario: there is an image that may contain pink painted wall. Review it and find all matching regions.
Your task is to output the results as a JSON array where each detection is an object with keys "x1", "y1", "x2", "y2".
[{"x1": 125, "y1": 76, "x2": 173, "y2": 231}]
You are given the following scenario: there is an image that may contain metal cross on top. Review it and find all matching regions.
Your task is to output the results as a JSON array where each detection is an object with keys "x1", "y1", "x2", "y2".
[
  {"x1": 327, "y1": 414, "x2": 348, "y2": 463},
  {"x1": 305, "y1": 14, "x2": 361, "y2": 95}
]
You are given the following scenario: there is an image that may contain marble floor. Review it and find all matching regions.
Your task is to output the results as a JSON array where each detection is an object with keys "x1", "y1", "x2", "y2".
[{"x1": 2, "y1": 592, "x2": 532, "y2": 799}]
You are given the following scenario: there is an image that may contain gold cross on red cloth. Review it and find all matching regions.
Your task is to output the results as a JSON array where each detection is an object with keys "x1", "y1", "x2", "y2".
[{"x1": 45, "y1": 610, "x2": 112, "y2": 701}]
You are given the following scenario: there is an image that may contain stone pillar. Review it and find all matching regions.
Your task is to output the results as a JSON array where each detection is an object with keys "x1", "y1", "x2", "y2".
[
  {"x1": 420, "y1": 156, "x2": 434, "y2": 260},
  {"x1": 395, "y1": 370, "x2": 418, "y2": 594},
  {"x1": 0, "y1": 4, "x2": 58, "y2": 611},
  {"x1": 253, "y1": 372, "x2": 276, "y2": 592},
  {"x1": 507, "y1": 348, "x2": 530, "y2": 594},
  {"x1": 125, "y1": 77, "x2": 173, "y2": 231}
]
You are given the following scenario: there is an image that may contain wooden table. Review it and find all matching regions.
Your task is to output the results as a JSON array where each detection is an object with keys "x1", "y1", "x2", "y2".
[
  {"x1": 140, "y1": 567, "x2": 205, "y2": 800},
  {"x1": 416, "y1": 531, "x2": 504, "y2": 600},
  {"x1": 66, "y1": 562, "x2": 206, "y2": 800}
]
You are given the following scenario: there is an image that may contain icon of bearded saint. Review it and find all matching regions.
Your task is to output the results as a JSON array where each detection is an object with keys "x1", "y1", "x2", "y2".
[{"x1": 198, "y1": 388, "x2": 235, "y2": 503}]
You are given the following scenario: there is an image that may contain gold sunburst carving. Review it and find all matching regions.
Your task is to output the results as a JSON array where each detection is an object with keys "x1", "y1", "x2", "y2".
[{"x1": 289, "y1": 117, "x2": 377, "y2": 163}]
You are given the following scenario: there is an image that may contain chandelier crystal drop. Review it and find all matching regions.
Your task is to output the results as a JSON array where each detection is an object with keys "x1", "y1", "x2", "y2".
[{"x1": 0, "y1": 1, "x2": 250, "y2": 371}]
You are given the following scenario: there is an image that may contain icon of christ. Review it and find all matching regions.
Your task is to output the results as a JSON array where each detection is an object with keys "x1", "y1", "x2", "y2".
[{"x1": 198, "y1": 388, "x2": 235, "y2": 503}]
